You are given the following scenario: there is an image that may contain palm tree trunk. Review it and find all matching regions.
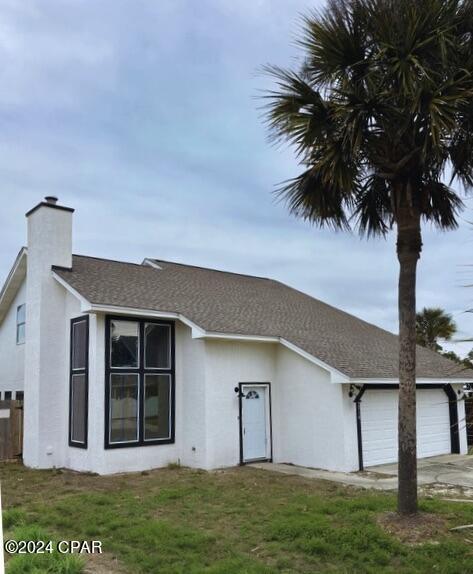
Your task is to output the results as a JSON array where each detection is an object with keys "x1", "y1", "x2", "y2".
[{"x1": 397, "y1": 211, "x2": 422, "y2": 515}]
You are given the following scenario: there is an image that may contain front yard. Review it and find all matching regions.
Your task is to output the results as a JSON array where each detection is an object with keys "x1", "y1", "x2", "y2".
[{"x1": 2, "y1": 463, "x2": 473, "y2": 573}]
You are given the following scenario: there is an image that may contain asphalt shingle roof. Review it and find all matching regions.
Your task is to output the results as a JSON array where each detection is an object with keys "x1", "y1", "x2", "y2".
[{"x1": 53, "y1": 255, "x2": 473, "y2": 380}]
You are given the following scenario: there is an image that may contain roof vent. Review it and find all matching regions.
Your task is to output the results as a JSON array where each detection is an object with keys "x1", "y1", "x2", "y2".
[{"x1": 44, "y1": 196, "x2": 58, "y2": 205}]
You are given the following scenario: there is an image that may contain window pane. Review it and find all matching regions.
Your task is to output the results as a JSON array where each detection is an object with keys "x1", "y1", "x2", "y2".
[
  {"x1": 72, "y1": 320, "x2": 87, "y2": 370},
  {"x1": 144, "y1": 374, "x2": 171, "y2": 440},
  {"x1": 16, "y1": 391, "x2": 24, "y2": 402},
  {"x1": 16, "y1": 323, "x2": 25, "y2": 345},
  {"x1": 17, "y1": 304, "x2": 25, "y2": 324},
  {"x1": 145, "y1": 324, "x2": 171, "y2": 369},
  {"x1": 71, "y1": 374, "x2": 86, "y2": 443},
  {"x1": 110, "y1": 374, "x2": 139, "y2": 443},
  {"x1": 111, "y1": 321, "x2": 139, "y2": 368}
]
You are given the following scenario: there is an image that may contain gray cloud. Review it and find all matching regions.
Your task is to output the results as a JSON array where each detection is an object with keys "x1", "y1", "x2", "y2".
[{"x1": 0, "y1": 0, "x2": 472, "y2": 356}]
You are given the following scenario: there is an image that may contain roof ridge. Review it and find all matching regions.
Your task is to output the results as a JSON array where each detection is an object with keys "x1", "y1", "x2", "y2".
[
  {"x1": 71, "y1": 253, "x2": 151, "y2": 269},
  {"x1": 151, "y1": 258, "x2": 270, "y2": 281}
]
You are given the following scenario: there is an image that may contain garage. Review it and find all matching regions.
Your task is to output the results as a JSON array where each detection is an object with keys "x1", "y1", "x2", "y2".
[{"x1": 359, "y1": 386, "x2": 456, "y2": 468}]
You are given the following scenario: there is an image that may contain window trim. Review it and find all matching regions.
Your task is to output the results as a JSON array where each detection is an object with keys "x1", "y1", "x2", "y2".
[
  {"x1": 109, "y1": 319, "x2": 141, "y2": 370},
  {"x1": 104, "y1": 315, "x2": 175, "y2": 449},
  {"x1": 69, "y1": 315, "x2": 89, "y2": 449},
  {"x1": 144, "y1": 323, "x2": 172, "y2": 370},
  {"x1": 108, "y1": 372, "x2": 140, "y2": 446},
  {"x1": 16, "y1": 304, "x2": 26, "y2": 345},
  {"x1": 143, "y1": 373, "x2": 172, "y2": 442}
]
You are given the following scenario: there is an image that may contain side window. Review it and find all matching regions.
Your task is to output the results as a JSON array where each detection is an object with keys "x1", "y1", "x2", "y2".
[
  {"x1": 69, "y1": 316, "x2": 89, "y2": 448},
  {"x1": 16, "y1": 304, "x2": 26, "y2": 345}
]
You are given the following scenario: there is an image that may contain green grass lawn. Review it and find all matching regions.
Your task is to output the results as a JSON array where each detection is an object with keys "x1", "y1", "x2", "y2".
[{"x1": 2, "y1": 463, "x2": 473, "y2": 573}]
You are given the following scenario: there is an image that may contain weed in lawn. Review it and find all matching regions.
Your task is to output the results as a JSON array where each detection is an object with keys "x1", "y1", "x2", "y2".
[
  {"x1": 3, "y1": 509, "x2": 26, "y2": 530},
  {"x1": 5, "y1": 525, "x2": 84, "y2": 574}
]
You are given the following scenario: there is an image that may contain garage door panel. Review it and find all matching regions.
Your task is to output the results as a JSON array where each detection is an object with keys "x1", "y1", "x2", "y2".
[{"x1": 361, "y1": 389, "x2": 451, "y2": 467}]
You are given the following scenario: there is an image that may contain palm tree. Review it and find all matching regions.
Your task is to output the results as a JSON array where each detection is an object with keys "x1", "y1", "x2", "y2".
[
  {"x1": 416, "y1": 307, "x2": 457, "y2": 351},
  {"x1": 263, "y1": 0, "x2": 473, "y2": 514}
]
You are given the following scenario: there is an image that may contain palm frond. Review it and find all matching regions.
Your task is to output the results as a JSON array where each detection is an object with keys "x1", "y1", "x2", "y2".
[
  {"x1": 276, "y1": 166, "x2": 353, "y2": 230},
  {"x1": 262, "y1": 65, "x2": 333, "y2": 156},
  {"x1": 353, "y1": 174, "x2": 393, "y2": 236},
  {"x1": 421, "y1": 181, "x2": 464, "y2": 229}
]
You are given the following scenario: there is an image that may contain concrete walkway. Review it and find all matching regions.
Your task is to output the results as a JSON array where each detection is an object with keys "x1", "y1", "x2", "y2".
[{"x1": 252, "y1": 454, "x2": 473, "y2": 491}]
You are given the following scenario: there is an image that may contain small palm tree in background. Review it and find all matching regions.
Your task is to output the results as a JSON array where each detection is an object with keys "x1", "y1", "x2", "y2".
[
  {"x1": 263, "y1": 0, "x2": 473, "y2": 514},
  {"x1": 416, "y1": 307, "x2": 457, "y2": 351}
]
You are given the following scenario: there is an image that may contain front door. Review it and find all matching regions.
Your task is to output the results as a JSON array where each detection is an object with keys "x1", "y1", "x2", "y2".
[{"x1": 241, "y1": 384, "x2": 271, "y2": 463}]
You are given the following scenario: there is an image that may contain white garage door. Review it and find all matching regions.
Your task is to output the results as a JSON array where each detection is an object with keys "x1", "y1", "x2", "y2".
[{"x1": 361, "y1": 388, "x2": 451, "y2": 467}]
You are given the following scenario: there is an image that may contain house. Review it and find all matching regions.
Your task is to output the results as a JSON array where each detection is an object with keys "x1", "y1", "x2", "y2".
[{"x1": 0, "y1": 197, "x2": 471, "y2": 475}]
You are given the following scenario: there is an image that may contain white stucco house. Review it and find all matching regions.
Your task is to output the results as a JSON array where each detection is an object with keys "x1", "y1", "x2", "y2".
[{"x1": 0, "y1": 197, "x2": 472, "y2": 475}]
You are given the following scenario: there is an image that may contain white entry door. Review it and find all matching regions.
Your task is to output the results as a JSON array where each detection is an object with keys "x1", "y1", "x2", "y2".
[{"x1": 241, "y1": 384, "x2": 271, "y2": 462}]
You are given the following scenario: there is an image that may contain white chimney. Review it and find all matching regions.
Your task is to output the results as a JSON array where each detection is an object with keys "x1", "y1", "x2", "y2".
[
  {"x1": 23, "y1": 197, "x2": 74, "y2": 468},
  {"x1": 26, "y1": 196, "x2": 73, "y2": 270}
]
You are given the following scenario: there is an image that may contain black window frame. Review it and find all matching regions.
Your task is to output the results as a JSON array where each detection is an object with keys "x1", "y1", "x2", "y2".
[
  {"x1": 69, "y1": 315, "x2": 89, "y2": 449},
  {"x1": 104, "y1": 315, "x2": 175, "y2": 449},
  {"x1": 16, "y1": 304, "x2": 26, "y2": 345}
]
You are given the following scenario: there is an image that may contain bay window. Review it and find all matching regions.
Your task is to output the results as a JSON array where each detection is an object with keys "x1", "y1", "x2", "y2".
[{"x1": 105, "y1": 317, "x2": 174, "y2": 448}]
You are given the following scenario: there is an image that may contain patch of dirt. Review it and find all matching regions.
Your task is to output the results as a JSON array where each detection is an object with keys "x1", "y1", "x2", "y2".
[
  {"x1": 83, "y1": 552, "x2": 128, "y2": 574},
  {"x1": 358, "y1": 470, "x2": 394, "y2": 479},
  {"x1": 421, "y1": 483, "x2": 473, "y2": 499},
  {"x1": 377, "y1": 511, "x2": 447, "y2": 545}
]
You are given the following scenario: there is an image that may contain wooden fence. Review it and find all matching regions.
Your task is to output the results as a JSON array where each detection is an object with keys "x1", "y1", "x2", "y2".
[{"x1": 0, "y1": 400, "x2": 23, "y2": 461}]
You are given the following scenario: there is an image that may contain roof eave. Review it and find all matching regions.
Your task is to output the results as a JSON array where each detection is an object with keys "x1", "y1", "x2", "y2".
[
  {"x1": 0, "y1": 247, "x2": 27, "y2": 325},
  {"x1": 348, "y1": 377, "x2": 473, "y2": 385},
  {"x1": 51, "y1": 270, "x2": 92, "y2": 311}
]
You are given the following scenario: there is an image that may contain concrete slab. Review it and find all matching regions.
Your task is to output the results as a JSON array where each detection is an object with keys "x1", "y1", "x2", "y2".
[
  {"x1": 252, "y1": 454, "x2": 473, "y2": 491},
  {"x1": 251, "y1": 462, "x2": 400, "y2": 490},
  {"x1": 372, "y1": 454, "x2": 473, "y2": 489}
]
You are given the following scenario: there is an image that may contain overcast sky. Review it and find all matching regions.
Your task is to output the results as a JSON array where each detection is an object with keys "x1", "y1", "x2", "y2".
[{"x1": 1, "y1": 0, "x2": 472, "y2": 355}]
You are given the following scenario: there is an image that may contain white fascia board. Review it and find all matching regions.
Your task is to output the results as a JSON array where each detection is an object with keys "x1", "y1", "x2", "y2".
[
  {"x1": 51, "y1": 271, "x2": 91, "y2": 310},
  {"x1": 348, "y1": 377, "x2": 473, "y2": 385},
  {"x1": 280, "y1": 338, "x2": 350, "y2": 383},
  {"x1": 0, "y1": 247, "x2": 28, "y2": 325},
  {"x1": 193, "y1": 331, "x2": 278, "y2": 343},
  {"x1": 83, "y1": 303, "x2": 206, "y2": 337}
]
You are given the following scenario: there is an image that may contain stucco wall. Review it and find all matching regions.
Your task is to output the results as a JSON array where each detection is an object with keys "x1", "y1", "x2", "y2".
[
  {"x1": 24, "y1": 282, "x2": 73, "y2": 469},
  {"x1": 273, "y1": 346, "x2": 351, "y2": 471},
  {"x1": 0, "y1": 279, "x2": 26, "y2": 396},
  {"x1": 204, "y1": 340, "x2": 277, "y2": 469},
  {"x1": 202, "y1": 339, "x2": 350, "y2": 472},
  {"x1": 177, "y1": 322, "x2": 208, "y2": 469}
]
